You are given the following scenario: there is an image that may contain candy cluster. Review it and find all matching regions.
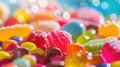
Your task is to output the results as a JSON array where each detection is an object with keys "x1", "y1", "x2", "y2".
[{"x1": 0, "y1": 0, "x2": 120, "y2": 67}]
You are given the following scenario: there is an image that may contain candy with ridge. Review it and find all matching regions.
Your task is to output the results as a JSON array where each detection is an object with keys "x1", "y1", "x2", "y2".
[
  {"x1": 98, "y1": 22, "x2": 120, "y2": 37},
  {"x1": 12, "y1": 58, "x2": 30, "y2": 67},
  {"x1": 12, "y1": 48, "x2": 29, "y2": 59},
  {"x1": 85, "y1": 36, "x2": 117, "y2": 54},
  {"x1": 62, "y1": 21, "x2": 85, "y2": 42},
  {"x1": 20, "y1": 42, "x2": 36, "y2": 51},
  {"x1": 22, "y1": 55, "x2": 37, "y2": 67},
  {"x1": 46, "y1": 30, "x2": 72, "y2": 54},
  {"x1": 0, "y1": 51, "x2": 11, "y2": 61},
  {"x1": 101, "y1": 40, "x2": 120, "y2": 63},
  {"x1": 0, "y1": 24, "x2": 34, "y2": 41}
]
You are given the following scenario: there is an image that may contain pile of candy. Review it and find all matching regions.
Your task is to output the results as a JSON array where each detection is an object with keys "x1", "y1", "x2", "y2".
[{"x1": 0, "y1": 0, "x2": 120, "y2": 67}]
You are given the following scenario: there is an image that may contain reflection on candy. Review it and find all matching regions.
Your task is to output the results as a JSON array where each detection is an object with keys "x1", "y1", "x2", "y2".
[
  {"x1": 0, "y1": 24, "x2": 34, "y2": 41},
  {"x1": 31, "y1": 48, "x2": 44, "y2": 56},
  {"x1": 0, "y1": 51, "x2": 11, "y2": 61}
]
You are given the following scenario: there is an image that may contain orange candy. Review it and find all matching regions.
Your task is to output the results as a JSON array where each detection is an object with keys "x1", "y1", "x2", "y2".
[
  {"x1": 2, "y1": 40, "x2": 17, "y2": 50},
  {"x1": 98, "y1": 22, "x2": 120, "y2": 37},
  {"x1": 66, "y1": 43, "x2": 85, "y2": 54},
  {"x1": 3, "y1": 63, "x2": 17, "y2": 67}
]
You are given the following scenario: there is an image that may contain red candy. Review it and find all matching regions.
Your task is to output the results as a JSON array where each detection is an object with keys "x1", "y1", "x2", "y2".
[
  {"x1": 25, "y1": 31, "x2": 46, "y2": 50},
  {"x1": 46, "y1": 30, "x2": 72, "y2": 54}
]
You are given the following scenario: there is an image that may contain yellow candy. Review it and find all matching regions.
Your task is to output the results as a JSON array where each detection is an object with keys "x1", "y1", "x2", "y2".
[
  {"x1": 22, "y1": 55, "x2": 37, "y2": 67},
  {"x1": 0, "y1": 51, "x2": 11, "y2": 60},
  {"x1": 31, "y1": 48, "x2": 44, "y2": 56},
  {"x1": 0, "y1": 24, "x2": 34, "y2": 41},
  {"x1": 98, "y1": 22, "x2": 120, "y2": 37},
  {"x1": 14, "y1": 8, "x2": 31, "y2": 24},
  {"x1": 20, "y1": 42, "x2": 36, "y2": 51}
]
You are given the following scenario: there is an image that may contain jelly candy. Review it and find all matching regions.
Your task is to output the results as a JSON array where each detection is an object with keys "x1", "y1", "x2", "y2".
[
  {"x1": 0, "y1": 24, "x2": 34, "y2": 41},
  {"x1": 0, "y1": 51, "x2": 11, "y2": 61},
  {"x1": 13, "y1": 8, "x2": 31, "y2": 24},
  {"x1": 25, "y1": 30, "x2": 46, "y2": 50},
  {"x1": 85, "y1": 37, "x2": 117, "y2": 54},
  {"x1": 6, "y1": 43, "x2": 19, "y2": 53},
  {"x1": 101, "y1": 40, "x2": 120, "y2": 63},
  {"x1": 31, "y1": 48, "x2": 44, "y2": 56},
  {"x1": 12, "y1": 58, "x2": 30, "y2": 67},
  {"x1": 66, "y1": 43, "x2": 85, "y2": 54},
  {"x1": 98, "y1": 22, "x2": 120, "y2": 37},
  {"x1": 62, "y1": 21, "x2": 85, "y2": 42},
  {"x1": 20, "y1": 42, "x2": 36, "y2": 51},
  {"x1": 35, "y1": 20, "x2": 61, "y2": 33},
  {"x1": 44, "y1": 47, "x2": 62, "y2": 62},
  {"x1": 46, "y1": 30, "x2": 72, "y2": 54},
  {"x1": 111, "y1": 61, "x2": 120, "y2": 67},
  {"x1": 12, "y1": 48, "x2": 29, "y2": 59},
  {"x1": 22, "y1": 55, "x2": 37, "y2": 67},
  {"x1": 10, "y1": 36, "x2": 22, "y2": 42}
]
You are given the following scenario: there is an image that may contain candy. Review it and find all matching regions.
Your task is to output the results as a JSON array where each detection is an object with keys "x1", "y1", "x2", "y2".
[
  {"x1": 46, "y1": 30, "x2": 72, "y2": 54},
  {"x1": 98, "y1": 22, "x2": 120, "y2": 37},
  {"x1": 6, "y1": 43, "x2": 19, "y2": 53},
  {"x1": 12, "y1": 48, "x2": 29, "y2": 59},
  {"x1": 35, "y1": 20, "x2": 61, "y2": 33},
  {"x1": 0, "y1": 24, "x2": 34, "y2": 41},
  {"x1": 20, "y1": 42, "x2": 36, "y2": 51},
  {"x1": 10, "y1": 36, "x2": 22, "y2": 42},
  {"x1": 13, "y1": 58, "x2": 30, "y2": 67},
  {"x1": 0, "y1": 51, "x2": 11, "y2": 61},
  {"x1": 3, "y1": 63, "x2": 17, "y2": 67},
  {"x1": 22, "y1": 55, "x2": 37, "y2": 67},
  {"x1": 31, "y1": 48, "x2": 44, "y2": 56},
  {"x1": 101, "y1": 40, "x2": 120, "y2": 63},
  {"x1": 25, "y1": 30, "x2": 46, "y2": 50},
  {"x1": 85, "y1": 37, "x2": 117, "y2": 54},
  {"x1": 13, "y1": 8, "x2": 31, "y2": 24},
  {"x1": 96, "y1": 63, "x2": 110, "y2": 67},
  {"x1": 0, "y1": 58, "x2": 12, "y2": 67},
  {"x1": 111, "y1": 61, "x2": 120, "y2": 67},
  {"x1": 62, "y1": 21, "x2": 85, "y2": 42},
  {"x1": 44, "y1": 47, "x2": 62, "y2": 62}
]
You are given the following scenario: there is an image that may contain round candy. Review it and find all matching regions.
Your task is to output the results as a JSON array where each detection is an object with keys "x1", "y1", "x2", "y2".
[
  {"x1": 44, "y1": 47, "x2": 62, "y2": 62},
  {"x1": 6, "y1": 43, "x2": 19, "y2": 53},
  {"x1": 66, "y1": 43, "x2": 85, "y2": 54},
  {"x1": 0, "y1": 58, "x2": 12, "y2": 67},
  {"x1": 20, "y1": 42, "x2": 36, "y2": 51},
  {"x1": 35, "y1": 20, "x2": 61, "y2": 33},
  {"x1": 25, "y1": 30, "x2": 46, "y2": 50},
  {"x1": 46, "y1": 30, "x2": 72, "y2": 54},
  {"x1": 3, "y1": 63, "x2": 17, "y2": 67},
  {"x1": 96, "y1": 63, "x2": 110, "y2": 67},
  {"x1": 12, "y1": 48, "x2": 29, "y2": 59},
  {"x1": 22, "y1": 55, "x2": 37, "y2": 67},
  {"x1": 10, "y1": 36, "x2": 22, "y2": 42},
  {"x1": 101, "y1": 40, "x2": 120, "y2": 63},
  {"x1": 2, "y1": 40, "x2": 17, "y2": 50},
  {"x1": 62, "y1": 21, "x2": 85, "y2": 42},
  {"x1": 31, "y1": 48, "x2": 44, "y2": 56},
  {"x1": 0, "y1": 51, "x2": 11, "y2": 60},
  {"x1": 13, "y1": 58, "x2": 30, "y2": 67},
  {"x1": 111, "y1": 61, "x2": 120, "y2": 67}
]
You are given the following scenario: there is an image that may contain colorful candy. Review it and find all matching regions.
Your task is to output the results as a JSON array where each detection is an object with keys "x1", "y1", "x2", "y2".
[{"x1": 0, "y1": 51, "x2": 11, "y2": 61}]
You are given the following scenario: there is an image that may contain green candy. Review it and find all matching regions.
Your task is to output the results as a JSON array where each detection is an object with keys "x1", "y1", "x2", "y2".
[{"x1": 85, "y1": 37, "x2": 117, "y2": 54}]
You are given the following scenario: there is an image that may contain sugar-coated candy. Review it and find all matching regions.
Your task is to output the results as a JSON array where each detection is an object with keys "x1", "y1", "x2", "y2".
[
  {"x1": 3, "y1": 17, "x2": 19, "y2": 26},
  {"x1": 0, "y1": 58, "x2": 12, "y2": 67},
  {"x1": 2, "y1": 40, "x2": 17, "y2": 50},
  {"x1": 111, "y1": 61, "x2": 120, "y2": 67},
  {"x1": 31, "y1": 48, "x2": 44, "y2": 56},
  {"x1": 35, "y1": 20, "x2": 61, "y2": 33},
  {"x1": 101, "y1": 40, "x2": 120, "y2": 63},
  {"x1": 20, "y1": 42, "x2": 36, "y2": 51},
  {"x1": 22, "y1": 55, "x2": 37, "y2": 67},
  {"x1": 66, "y1": 43, "x2": 85, "y2": 54},
  {"x1": 6, "y1": 43, "x2": 19, "y2": 53},
  {"x1": 98, "y1": 22, "x2": 120, "y2": 37},
  {"x1": 62, "y1": 21, "x2": 85, "y2": 42},
  {"x1": 25, "y1": 30, "x2": 46, "y2": 50},
  {"x1": 3, "y1": 63, "x2": 17, "y2": 67},
  {"x1": 13, "y1": 8, "x2": 31, "y2": 24},
  {"x1": 12, "y1": 58, "x2": 30, "y2": 67},
  {"x1": 0, "y1": 51, "x2": 11, "y2": 61},
  {"x1": 12, "y1": 48, "x2": 29, "y2": 59},
  {"x1": 85, "y1": 37, "x2": 117, "y2": 54},
  {"x1": 10, "y1": 36, "x2": 22, "y2": 42},
  {"x1": 46, "y1": 30, "x2": 72, "y2": 54},
  {"x1": 44, "y1": 47, "x2": 62, "y2": 62},
  {"x1": 96, "y1": 63, "x2": 110, "y2": 67},
  {"x1": 0, "y1": 24, "x2": 34, "y2": 41}
]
